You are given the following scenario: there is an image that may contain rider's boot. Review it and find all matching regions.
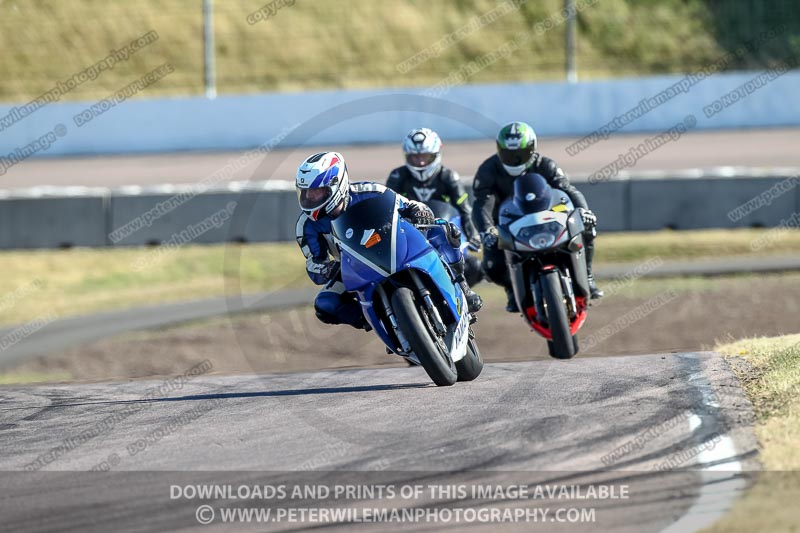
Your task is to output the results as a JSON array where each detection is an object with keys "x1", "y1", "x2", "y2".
[
  {"x1": 451, "y1": 258, "x2": 482, "y2": 313},
  {"x1": 587, "y1": 273, "x2": 604, "y2": 300},
  {"x1": 585, "y1": 238, "x2": 604, "y2": 299},
  {"x1": 504, "y1": 286, "x2": 519, "y2": 313},
  {"x1": 350, "y1": 315, "x2": 373, "y2": 331}
]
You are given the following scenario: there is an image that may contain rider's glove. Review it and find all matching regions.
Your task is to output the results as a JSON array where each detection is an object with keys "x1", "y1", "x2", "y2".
[
  {"x1": 403, "y1": 201, "x2": 435, "y2": 225},
  {"x1": 444, "y1": 221, "x2": 462, "y2": 248},
  {"x1": 579, "y1": 208, "x2": 597, "y2": 230},
  {"x1": 306, "y1": 256, "x2": 336, "y2": 282},
  {"x1": 481, "y1": 227, "x2": 499, "y2": 249}
]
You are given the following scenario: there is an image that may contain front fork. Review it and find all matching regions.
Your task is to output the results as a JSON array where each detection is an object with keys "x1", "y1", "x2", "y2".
[
  {"x1": 408, "y1": 270, "x2": 447, "y2": 336},
  {"x1": 375, "y1": 284, "x2": 411, "y2": 354},
  {"x1": 561, "y1": 269, "x2": 578, "y2": 319},
  {"x1": 507, "y1": 251, "x2": 527, "y2": 313},
  {"x1": 534, "y1": 269, "x2": 576, "y2": 323}
]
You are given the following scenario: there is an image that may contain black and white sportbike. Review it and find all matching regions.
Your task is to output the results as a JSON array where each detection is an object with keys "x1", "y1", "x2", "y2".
[{"x1": 497, "y1": 173, "x2": 593, "y2": 359}]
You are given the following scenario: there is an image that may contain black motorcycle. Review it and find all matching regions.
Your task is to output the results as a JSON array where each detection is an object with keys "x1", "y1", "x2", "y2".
[{"x1": 497, "y1": 173, "x2": 592, "y2": 359}]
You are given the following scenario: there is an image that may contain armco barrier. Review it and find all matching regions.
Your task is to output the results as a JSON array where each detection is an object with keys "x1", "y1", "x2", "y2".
[{"x1": 1, "y1": 173, "x2": 798, "y2": 250}]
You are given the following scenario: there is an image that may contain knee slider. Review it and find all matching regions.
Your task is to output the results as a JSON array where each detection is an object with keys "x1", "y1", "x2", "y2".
[{"x1": 314, "y1": 292, "x2": 341, "y2": 322}]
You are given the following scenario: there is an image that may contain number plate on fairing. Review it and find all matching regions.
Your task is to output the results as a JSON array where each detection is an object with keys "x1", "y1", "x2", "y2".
[{"x1": 448, "y1": 294, "x2": 470, "y2": 362}]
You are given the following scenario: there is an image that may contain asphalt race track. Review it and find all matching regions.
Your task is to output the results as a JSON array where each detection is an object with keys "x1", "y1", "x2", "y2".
[
  {"x1": 3, "y1": 128, "x2": 799, "y2": 189},
  {"x1": 0, "y1": 352, "x2": 756, "y2": 532}
]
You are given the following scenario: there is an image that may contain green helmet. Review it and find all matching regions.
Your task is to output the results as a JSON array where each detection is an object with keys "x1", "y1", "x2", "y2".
[{"x1": 496, "y1": 122, "x2": 537, "y2": 176}]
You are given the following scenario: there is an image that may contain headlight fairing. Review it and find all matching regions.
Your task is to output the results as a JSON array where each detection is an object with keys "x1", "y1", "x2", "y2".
[
  {"x1": 529, "y1": 233, "x2": 557, "y2": 249},
  {"x1": 514, "y1": 221, "x2": 564, "y2": 250}
]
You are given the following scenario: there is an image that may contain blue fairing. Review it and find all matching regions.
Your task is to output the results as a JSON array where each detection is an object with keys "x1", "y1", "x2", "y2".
[
  {"x1": 340, "y1": 253, "x2": 382, "y2": 291},
  {"x1": 395, "y1": 218, "x2": 430, "y2": 269},
  {"x1": 405, "y1": 247, "x2": 461, "y2": 317},
  {"x1": 333, "y1": 196, "x2": 462, "y2": 352},
  {"x1": 352, "y1": 249, "x2": 460, "y2": 351},
  {"x1": 339, "y1": 218, "x2": 445, "y2": 291}
]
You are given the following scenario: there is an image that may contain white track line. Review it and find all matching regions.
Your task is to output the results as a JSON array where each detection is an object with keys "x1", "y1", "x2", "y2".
[{"x1": 659, "y1": 354, "x2": 747, "y2": 533}]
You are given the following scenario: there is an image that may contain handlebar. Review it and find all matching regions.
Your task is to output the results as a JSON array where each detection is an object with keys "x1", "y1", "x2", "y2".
[{"x1": 414, "y1": 218, "x2": 449, "y2": 229}]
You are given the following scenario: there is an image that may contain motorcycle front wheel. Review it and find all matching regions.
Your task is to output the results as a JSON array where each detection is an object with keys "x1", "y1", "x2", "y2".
[
  {"x1": 391, "y1": 287, "x2": 457, "y2": 386},
  {"x1": 455, "y1": 331, "x2": 483, "y2": 381},
  {"x1": 541, "y1": 270, "x2": 577, "y2": 360}
]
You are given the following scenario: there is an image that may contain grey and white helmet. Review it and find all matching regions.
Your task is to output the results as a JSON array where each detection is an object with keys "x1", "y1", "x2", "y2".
[{"x1": 402, "y1": 127, "x2": 443, "y2": 182}]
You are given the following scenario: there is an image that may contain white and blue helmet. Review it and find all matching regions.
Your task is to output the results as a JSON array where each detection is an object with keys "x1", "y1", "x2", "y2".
[
  {"x1": 296, "y1": 151, "x2": 350, "y2": 220},
  {"x1": 403, "y1": 127, "x2": 442, "y2": 182}
]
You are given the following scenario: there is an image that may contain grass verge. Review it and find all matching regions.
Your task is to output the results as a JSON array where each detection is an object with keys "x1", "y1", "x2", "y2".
[
  {"x1": 0, "y1": 371, "x2": 72, "y2": 385},
  {"x1": 594, "y1": 228, "x2": 800, "y2": 263},
  {"x1": 0, "y1": 242, "x2": 305, "y2": 326},
  {"x1": 703, "y1": 334, "x2": 800, "y2": 533},
  {"x1": 0, "y1": 228, "x2": 799, "y2": 326}
]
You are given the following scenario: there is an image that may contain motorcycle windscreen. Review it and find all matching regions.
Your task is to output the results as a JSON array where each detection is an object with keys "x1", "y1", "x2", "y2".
[
  {"x1": 426, "y1": 199, "x2": 458, "y2": 220},
  {"x1": 331, "y1": 192, "x2": 401, "y2": 288},
  {"x1": 512, "y1": 173, "x2": 553, "y2": 214},
  {"x1": 426, "y1": 199, "x2": 466, "y2": 248}
]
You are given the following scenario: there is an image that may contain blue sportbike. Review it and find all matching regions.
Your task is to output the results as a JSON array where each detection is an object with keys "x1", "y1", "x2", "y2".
[{"x1": 331, "y1": 190, "x2": 483, "y2": 386}]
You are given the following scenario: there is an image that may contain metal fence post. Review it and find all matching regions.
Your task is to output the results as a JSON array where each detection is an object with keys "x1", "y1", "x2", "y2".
[
  {"x1": 565, "y1": 0, "x2": 577, "y2": 83},
  {"x1": 203, "y1": 0, "x2": 217, "y2": 99}
]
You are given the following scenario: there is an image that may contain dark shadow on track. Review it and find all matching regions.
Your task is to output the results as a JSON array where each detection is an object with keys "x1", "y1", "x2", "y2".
[
  {"x1": 163, "y1": 383, "x2": 433, "y2": 402},
  {"x1": 19, "y1": 382, "x2": 434, "y2": 410}
]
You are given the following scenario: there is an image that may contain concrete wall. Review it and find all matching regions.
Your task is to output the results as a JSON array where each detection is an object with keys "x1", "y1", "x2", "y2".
[
  {"x1": 582, "y1": 181, "x2": 628, "y2": 232},
  {"x1": 0, "y1": 196, "x2": 108, "y2": 249},
  {"x1": 627, "y1": 176, "x2": 799, "y2": 230},
  {"x1": 1, "y1": 70, "x2": 799, "y2": 157},
  {"x1": 108, "y1": 188, "x2": 299, "y2": 247},
  {"x1": 0, "y1": 195, "x2": 108, "y2": 248},
  {"x1": 1, "y1": 174, "x2": 797, "y2": 249}
]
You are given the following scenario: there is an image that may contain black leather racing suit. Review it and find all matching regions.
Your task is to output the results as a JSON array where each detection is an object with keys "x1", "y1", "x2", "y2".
[{"x1": 471, "y1": 153, "x2": 596, "y2": 290}]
